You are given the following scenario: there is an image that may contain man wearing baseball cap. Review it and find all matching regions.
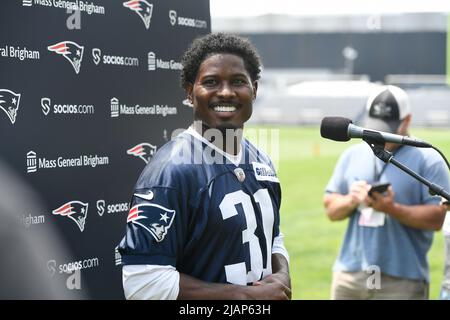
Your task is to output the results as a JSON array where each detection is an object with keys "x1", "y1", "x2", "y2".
[
  {"x1": 323, "y1": 85, "x2": 450, "y2": 299},
  {"x1": 364, "y1": 85, "x2": 411, "y2": 135}
]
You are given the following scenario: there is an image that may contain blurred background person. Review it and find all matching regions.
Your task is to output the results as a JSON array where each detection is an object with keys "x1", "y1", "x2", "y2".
[
  {"x1": 323, "y1": 85, "x2": 450, "y2": 299},
  {"x1": 0, "y1": 157, "x2": 85, "y2": 299},
  {"x1": 440, "y1": 202, "x2": 450, "y2": 300}
]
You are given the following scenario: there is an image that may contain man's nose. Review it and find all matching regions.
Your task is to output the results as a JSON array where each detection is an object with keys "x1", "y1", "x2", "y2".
[{"x1": 217, "y1": 82, "x2": 235, "y2": 98}]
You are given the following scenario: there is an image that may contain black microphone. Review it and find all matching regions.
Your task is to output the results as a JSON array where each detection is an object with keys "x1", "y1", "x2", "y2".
[{"x1": 320, "y1": 116, "x2": 432, "y2": 148}]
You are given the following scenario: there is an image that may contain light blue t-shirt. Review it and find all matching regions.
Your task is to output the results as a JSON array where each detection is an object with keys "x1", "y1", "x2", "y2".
[{"x1": 326, "y1": 143, "x2": 450, "y2": 282}]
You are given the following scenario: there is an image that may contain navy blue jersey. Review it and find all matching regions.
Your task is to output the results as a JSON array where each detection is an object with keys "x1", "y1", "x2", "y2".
[{"x1": 117, "y1": 129, "x2": 282, "y2": 285}]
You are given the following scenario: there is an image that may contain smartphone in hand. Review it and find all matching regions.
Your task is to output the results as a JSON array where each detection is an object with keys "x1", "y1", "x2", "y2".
[{"x1": 368, "y1": 182, "x2": 391, "y2": 197}]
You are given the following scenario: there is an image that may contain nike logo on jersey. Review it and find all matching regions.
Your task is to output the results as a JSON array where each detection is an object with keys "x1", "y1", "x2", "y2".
[{"x1": 134, "y1": 191, "x2": 154, "y2": 201}]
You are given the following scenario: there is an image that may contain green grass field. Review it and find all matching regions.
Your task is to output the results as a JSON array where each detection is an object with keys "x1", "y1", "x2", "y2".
[{"x1": 247, "y1": 125, "x2": 450, "y2": 300}]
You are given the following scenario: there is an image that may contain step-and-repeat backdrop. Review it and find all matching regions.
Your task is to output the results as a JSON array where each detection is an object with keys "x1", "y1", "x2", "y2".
[{"x1": 0, "y1": 0, "x2": 210, "y2": 299}]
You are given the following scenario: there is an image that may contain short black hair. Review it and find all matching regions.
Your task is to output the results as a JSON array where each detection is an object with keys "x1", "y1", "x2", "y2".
[{"x1": 180, "y1": 32, "x2": 262, "y2": 89}]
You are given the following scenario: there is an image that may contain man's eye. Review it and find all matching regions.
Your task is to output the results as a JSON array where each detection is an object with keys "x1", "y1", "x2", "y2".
[
  {"x1": 203, "y1": 79, "x2": 217, "y2": 86},
  {"x1": 233, "y1": 79, "x2": 247, "y2": 85}
]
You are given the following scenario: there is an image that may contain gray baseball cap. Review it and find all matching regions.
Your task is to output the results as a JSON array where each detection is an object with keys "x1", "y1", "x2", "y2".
[{"x1": 363, "y1": 85, "x2": 411, "y2": 133}]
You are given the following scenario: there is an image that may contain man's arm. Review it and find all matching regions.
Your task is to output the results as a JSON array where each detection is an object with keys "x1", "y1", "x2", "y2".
[
  {"x1": 323, "y1": 193, "x2": 357, "y2": 221},
  {"x1": 178, "y1": 273, "x2": 285, "y2": 300},
  {"x1": 124, "y1": 255, "x2": 291, "y2": 300},
  {"x1": 323, "y1": 180, "x2": 370, "y2": 221},
  {"x1": 178, "y1": 254, "x2": 291, "y2": 300},
  {"x1": 178, "y1": 273, "x2": 249, "y2": 300},
  {"x1": 252, "y1": 253, "x2": 291, "y2": 300},
  {"x1": 368, "y1": 187, "x2": 447, "y2": 230},
  {"x1": 123, "y1": 265, "x2": 283, "y2": 300}
]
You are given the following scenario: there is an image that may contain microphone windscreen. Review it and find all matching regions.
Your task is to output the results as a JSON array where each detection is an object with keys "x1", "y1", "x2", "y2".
[{"x1": 320, "y1": 117, "x2": 352, "y2": 142}]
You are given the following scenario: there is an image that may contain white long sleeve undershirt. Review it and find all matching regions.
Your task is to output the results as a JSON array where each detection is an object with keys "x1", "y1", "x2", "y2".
[{"x1": 122, "y1": 234, "x2": 289, "y2": 300}]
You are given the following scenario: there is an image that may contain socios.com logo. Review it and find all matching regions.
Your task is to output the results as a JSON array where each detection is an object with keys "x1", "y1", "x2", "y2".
[
  {"x1": 92, "y1": 48, "x2": 101, "y2": 65},
  {"x1": 169, "y1": 10, "x2": 177, "y2": 26},
  {"x1": 41, "y1": 97, "x2": 51, "y2": 115},
  {"x1": 96, "y1": 200, "x2": 105, "y2": 216},
  {"x1": 47, "y1": 260, "x2": 57, "y2": 277}
]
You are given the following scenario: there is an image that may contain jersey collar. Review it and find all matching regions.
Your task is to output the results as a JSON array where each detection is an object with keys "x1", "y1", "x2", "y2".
[{"x1": 185, "y1": 126, "x2": 243, "y2": 166}]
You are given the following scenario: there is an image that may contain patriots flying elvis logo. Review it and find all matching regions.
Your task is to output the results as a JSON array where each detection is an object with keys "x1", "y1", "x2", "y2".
[
  {"x1": 127, "y1": 203, "x2": 175, "y2": 242},
  {"x1": 0, "y1": 89, "x2": 21, "y2": 124},
  {"x1": 127, "y1": 143, "x2": 157, "y2": 164},
  {"x1": 52, "y1": 200, "x2": 88, "y2": 232},
  {"x1": 47, "y1": 41, "x2": 84, "y2": 74},
  {"x1": 123, "y1": 0, "x2": 153, "y2": 29}
]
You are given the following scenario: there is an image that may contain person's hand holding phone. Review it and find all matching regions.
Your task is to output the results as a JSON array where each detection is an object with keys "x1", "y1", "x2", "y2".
[
  {"x1": 368, "y1": 182, "x2": 391, "y2": 197},
  {"x1": 366, "y1": 182, "x2": 395, "y2": 213}
]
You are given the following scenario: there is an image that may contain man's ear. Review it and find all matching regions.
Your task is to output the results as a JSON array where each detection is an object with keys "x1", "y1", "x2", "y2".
[
  {"x1": 185, "y1": 84, "x2": 194, "y2": 103},
  {"x1": 398, "y1": 114, "x2": 412, "y2": 135},
  {"x1": 252, "y1": 81, "x2": 258, "y2": 100},
  {"x1": 403, "y1": 114, "x2": 412, "y2": 126}
]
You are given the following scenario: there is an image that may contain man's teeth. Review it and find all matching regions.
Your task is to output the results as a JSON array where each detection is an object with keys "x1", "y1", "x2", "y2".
[{"x1": 213, "y1": 106, "x2": 236, "y2": 112}]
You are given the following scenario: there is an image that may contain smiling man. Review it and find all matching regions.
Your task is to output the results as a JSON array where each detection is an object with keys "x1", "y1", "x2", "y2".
[
  {"x1": 187, "y1": 50, "x2": 254, "y2": 135},
  {"x1": 117, "y1": 33, "x2": 291, "y2": 300}
]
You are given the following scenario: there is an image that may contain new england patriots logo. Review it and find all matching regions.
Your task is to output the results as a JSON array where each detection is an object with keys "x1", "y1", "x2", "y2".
[
  {"x1": 127, "y1": 143, "x2": 157, "y2": 164},
  {"x1": 127, "y1": 203, "x2": 175, "y2": 242},
  {"x1": 47, "y1": 41, "x2": 84, "y2": 74},
  {"x1": 0, "y1": 89, "x2": 21, "y2": 124},
  {"x1": 123, "y1": 0, "x2": 153, "y2": 29},
  {"x1": 52, "y1": 200, "x2": 89, "y2": 232}
]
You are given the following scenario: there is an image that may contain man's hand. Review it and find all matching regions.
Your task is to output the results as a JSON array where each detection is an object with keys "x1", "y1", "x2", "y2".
[
  {"x1": 249, "y1": 272, "x2": 291, "y2": 300},
  {"x1": 364, "y1": 186, "x2": 446, "y2": 230},
  {"x1": 324, "y1": 180, "x2": 371, "y2": 221},
  {"x1": 366, "y1": 186, "x2": 395, "y2": 213},
  {"x1": 349, "y1": 180, "x2": 370, "y2": 207}
]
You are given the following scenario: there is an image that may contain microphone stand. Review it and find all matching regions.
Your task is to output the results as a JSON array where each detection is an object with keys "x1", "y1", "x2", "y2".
[{"x1": 363, "y1": 131, "x2": 450, "y2": 201}]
